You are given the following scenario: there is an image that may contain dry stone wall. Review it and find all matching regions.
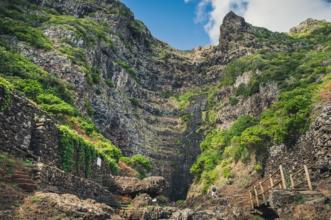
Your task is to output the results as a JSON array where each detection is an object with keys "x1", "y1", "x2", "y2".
[
  {"x1": 265, "y1": 104, "x2": 331, "y2": 181},
  {"x1": 34, "y1": 163, "x2": 119, "y2": 207},
  {"x1": 0, "y1": 90, "x2": 115, "y2": 187}
]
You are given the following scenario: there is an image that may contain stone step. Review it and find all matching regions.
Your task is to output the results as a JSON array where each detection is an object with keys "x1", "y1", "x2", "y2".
[
  {"x1": 13, "y1": 177, "x2": 35, "y2": 185},
  {"x1": 12, "y1": 172, "x2": 30, "y2": 177},
  {"x1": 18, "y1": 183, "x2": 37, "y2": 192},
  {"x1": 12, "y1": 174, "x2": 31, "y2": 180}
]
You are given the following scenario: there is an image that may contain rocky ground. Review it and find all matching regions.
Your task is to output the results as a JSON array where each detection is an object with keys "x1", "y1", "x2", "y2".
[{"x1": 1, "y1": 0, "x2": 331, "y2": 219}]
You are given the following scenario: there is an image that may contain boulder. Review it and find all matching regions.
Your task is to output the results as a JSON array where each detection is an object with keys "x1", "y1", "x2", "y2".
[{"x1": 114, "y1": 176, "x2": 167, "y2": 197}]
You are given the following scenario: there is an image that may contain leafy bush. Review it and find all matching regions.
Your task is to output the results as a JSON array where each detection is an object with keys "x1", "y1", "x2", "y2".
[
  {"x1": 13, "y1": 79, "x2": 43, "y2": 99},
  {"x1": 190, "y1": 148, "x2": 220, "y2": 178},
  {"x1": 58, "y1": 125, "x2": 121, "y2": 174},
  {"x1": 84, "y1": 100, "x2": 95, "y2": 117},
  {"x1": 36, "y1": 94, "x2": 77, "y2": 116},
  {"x1": 116, "y1": 60, "x2": 136, "y2": 76},
  {"x1": 129, "y1": 98, "x2": 139, "y2": 106},
  {"x1": 47, "y1": 15, "x2": 111, "y2": 46},
  {"x1": 176, "y1": 90, "x2": 196, "y2": 110},
  {"x1": 0, "y1": 46, "x2": 74, "y2": 103},
  {"x1": 0, "y1": 77, "x2": 13, "y2": 111},
  {"x1": 0, "y1": 17, "x2": 52, "y2": 49},
  {"x1": 223, "y1": 166, "x2": 233, "y2": 179},
  {"x1": 229, "y1": 96, "x2": 239, "y2": 106},
  {"x1": 105, "y1": 79, "x2": 114, "y2": 88},
  {"x1": 120, "y1": 154, "x2": 152, "y2": 179}
]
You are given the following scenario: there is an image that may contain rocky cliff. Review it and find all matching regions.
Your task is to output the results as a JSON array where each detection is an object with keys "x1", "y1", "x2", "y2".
[{"x1": 0, "y1": 0, "x2": 331, "y2": 219}]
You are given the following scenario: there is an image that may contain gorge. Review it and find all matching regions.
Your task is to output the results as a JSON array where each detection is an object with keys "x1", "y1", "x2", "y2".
[{"x1": 0, "y1": 0, "x2": 331, "y2": 219}]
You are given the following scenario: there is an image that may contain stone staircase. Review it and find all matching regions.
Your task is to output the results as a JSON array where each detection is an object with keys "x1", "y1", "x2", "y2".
[{"x1": 11, "y1": 170, "x2": 37, "y2": 193}]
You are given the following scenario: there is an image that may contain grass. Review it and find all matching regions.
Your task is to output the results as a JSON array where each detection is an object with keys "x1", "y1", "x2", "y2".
[
  {"x1": 120, "y1": 154, "x2": 152, "y2": 179},
  {"x1": 31, "y1": 195, "x2": 42, "y2": 204}
]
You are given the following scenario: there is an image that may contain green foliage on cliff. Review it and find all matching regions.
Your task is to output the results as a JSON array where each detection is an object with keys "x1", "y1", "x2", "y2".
[
  {"x1": 0, "y1": 46, "x2": 74, "y2": 104},
  {"x1": 116, "y1": 60, "x2": 137, "y2": 79},
  {"x1": 36, "y1": 94, "x2": 78, "y2": 116},
  {"x1": 192, "y1": 21, "x2": 331, "y2": 189},
  {"x1": 120, "y1": 154, "x2": 152, "y2": 178},
  {"x1": 0, "y1": 77, "x2": 13, "y2": 111},
  {"x1": 193, "y1": 84, "x2": 316, "y2": 188},
  {"x1": 58, "y1": 125, "x2": 121, "y2": 175},
  {"x1": 0, "y1": 3, "x2": 52, "y2": 49},
  {"x1": 47, "y1": 14, "x2": 112, "y2": 47},
  {"x1": 191, "y1": 115, "x2": 257, "y2": 178}
]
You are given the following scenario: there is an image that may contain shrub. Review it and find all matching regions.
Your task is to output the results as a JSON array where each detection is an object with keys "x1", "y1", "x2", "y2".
[
  {"x1": 0, "y1": 77, "x2": 13, "y2": 111},
  {"x1": 223, "y1": 166, "x2": 233, "y2": 179},
  {"x1": 0, "y1": 17, "x2": 52, "y2": 49},
  {"x1": 229, "y1": 96, "x2": 239, "y2": 106},
  {"x1": 0, "y1": 46, "x2": 74, "y2": 104},
  {"x1": 120, "y1": 154, "x2": 152, "y2": 179},
  {"x1": 36, "y1": 94, "x2": 77, "y2": 116},
  {"x1": 130, "y1": 98, "x2": 139, "y2": 106},
  {"x1": 58, "y1": 125, "x2": 121, "y2": 175},
  {"x1": 116, "y1": 60, "x2": 136, "y2": 76},
  {"x1": 13, "y1": 79, "x2": 43, "y2": 99},
  {"x1": 84, "y1": 99, "x2": 95, "y2": 117},
  {"x1": 47, "y1": 15, "x2": 111, "y2": 46},
  {"x1": 105, "y1": 79, "x2": 114, "y2": 88},
  {"x1": 190, "y1": 148, "x2": 220, "y2": 178}
]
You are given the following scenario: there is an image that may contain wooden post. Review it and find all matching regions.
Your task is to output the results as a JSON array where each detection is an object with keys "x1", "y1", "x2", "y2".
[
  {"x1": 269, "y1": 174, "x2": 274, "y2": 189},
  {"x1": 249, "y1": 190, "x2": 254, "y2": 209},
  {"x1": 254, "y1": 186, "x2": 259, "y2": 207},
  {"x1": 259, "y1": 182, "x2": 267, "y2": 205},
  {"x1": 304, "y1": 165, "x2": 313, "y2": 191},
  {"x1": 290, "y1": 174, "x2": 295, "y2": 189},
  {"x1": 279, "y1": 165, "x2": 287, "y2": 189}
]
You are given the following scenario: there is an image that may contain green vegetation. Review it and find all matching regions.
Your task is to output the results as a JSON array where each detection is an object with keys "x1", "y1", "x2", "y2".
[
  {"x1": 229, "y1": 96, "x2": 239, "y2": 106},
  {"x1": 0, "y1": 2, "x2": 52, "y2": 49},
  {"x1": 47, "y1": 15, "x2": 112, "y2": 47},
  {"x1": 249, "y1": 216, "x2": 265, "y2": 220},
  {"x1": 120, "y1": 154, "x2": 152, "y2": 178},
  {"x1": 37, "y1": 94, "x2": 78, "y2": 116},
  {"x1": 0, "y1": 46, "x2": 74, "y2": 103},
  {"x1": 116, "y1": 60, "x2": 137, "y2": 78},
  {"x1": 191, "y1": 116, "x2": 257, "y2": 178},
  {"x1": 84, "y1": 99, "x2": 95, "y2": 117},
  {"x1": 175, "y1": 90, "x2": 198, "y2": 110},
  {"x1": 58, "y1": 125, "x2": 121, "y2": 175},
  {"x1": 105, "y1": 79, "x2": 114, "y2": 88},
  {"x1": 129, "y1": 97, "x2": 139, "y2": 106},
  {"x1": 0, "y1": 0, "x2": 154, "y2": 179},
  {"x1": 31, "y1": 195, "x2": 42, "y2": 204},
  {"x1": 192, "y1": 21, "x2": 331, "y2": 189},
  {"x1": 0, "y1": 77, "x2": 13, "y2": 111}
]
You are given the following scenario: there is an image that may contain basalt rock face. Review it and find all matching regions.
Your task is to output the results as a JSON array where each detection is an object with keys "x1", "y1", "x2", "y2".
[
  {"x1": 0, "y1": 0, "x2": 310, "y2": 202},
  {"x1": 7, "y1": 0, "x2": 217, "y2": 200},
  {"x1": 266, "y1": 104, "x2": 331, "y2": 180},
  {"x1": 219, "y1": 11, "x2": 249, "y2": 53},
  {"x1": 14, "y1": 0, "x2": 262, "y2": 201}
]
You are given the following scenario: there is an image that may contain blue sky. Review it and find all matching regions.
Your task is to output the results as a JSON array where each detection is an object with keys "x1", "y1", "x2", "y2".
[
  {"x1": 122, "y1": 0, "x2": 210, "y2": 50},
  {"x1": 122, "y1": 0, "x2": 331, "y2": 50}
]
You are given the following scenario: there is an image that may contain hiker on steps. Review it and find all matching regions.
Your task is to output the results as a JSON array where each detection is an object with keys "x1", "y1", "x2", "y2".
[{"x1": 210, "y1": 186, "x2": 218, "y2": 199}]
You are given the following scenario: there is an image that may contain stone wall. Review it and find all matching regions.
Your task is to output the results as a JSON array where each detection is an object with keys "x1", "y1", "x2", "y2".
[
  {"x1": 0, "y1": 92, "x2": 59, "y2": 164},
  {"x1": 265, "y1": 104, "x2": 331, "y2": 181},
  {"x1": 34, "y1": 163, "x2": 119, "y2": 207},
  {"x1": 0, "y1": 90, "x2": 116, "y2": 189}
]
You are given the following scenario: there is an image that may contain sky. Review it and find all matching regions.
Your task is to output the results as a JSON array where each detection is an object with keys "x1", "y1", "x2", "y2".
[{"x1": 122, "y1": 0, "x2": 331, "y2": 50}]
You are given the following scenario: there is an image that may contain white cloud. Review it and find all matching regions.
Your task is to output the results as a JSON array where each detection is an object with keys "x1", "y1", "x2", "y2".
[{"x1": 188, "y1": 0, "x2": 331, "y2": 44}]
